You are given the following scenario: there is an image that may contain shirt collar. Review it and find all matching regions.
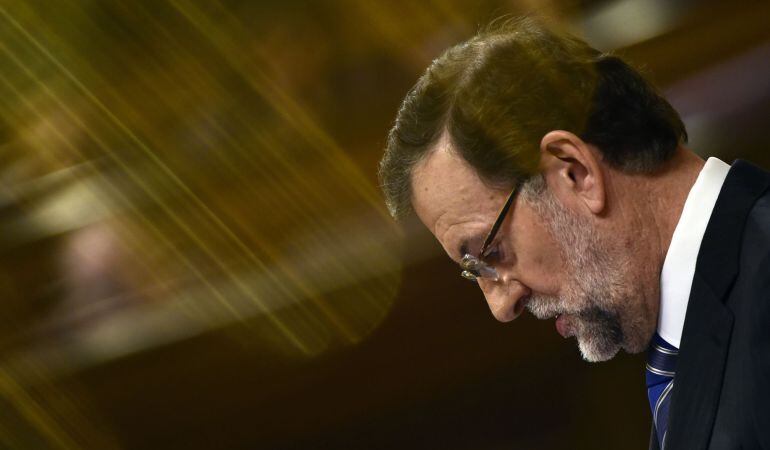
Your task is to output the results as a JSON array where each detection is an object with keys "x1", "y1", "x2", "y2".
[{"x1": 657, "y1": 157, "x2": 730, "y2": 348}]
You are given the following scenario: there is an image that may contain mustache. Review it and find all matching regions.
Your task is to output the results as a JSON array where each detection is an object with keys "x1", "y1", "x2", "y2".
[
  {"x1": 526, "y1": 294, "x2": 623, "y2": 337},
  {"x1": 525, "y1": 293, "x2": 575, "y2": 319}
]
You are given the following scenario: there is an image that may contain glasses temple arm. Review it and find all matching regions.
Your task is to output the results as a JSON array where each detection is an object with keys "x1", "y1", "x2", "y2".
[{"x1": 479, "y1": 184, "x2": 519, "y2": 256}]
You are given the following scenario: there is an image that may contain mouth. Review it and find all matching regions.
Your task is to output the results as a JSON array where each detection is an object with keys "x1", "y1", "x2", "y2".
[{"x1": 555, "y1": 313, "x2": 574, "y2": 338}]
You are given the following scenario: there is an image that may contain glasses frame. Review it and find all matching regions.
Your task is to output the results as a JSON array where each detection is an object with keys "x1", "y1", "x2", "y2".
[{"x1": 459, "y1": 182, "x2": 521, "y2": 281}]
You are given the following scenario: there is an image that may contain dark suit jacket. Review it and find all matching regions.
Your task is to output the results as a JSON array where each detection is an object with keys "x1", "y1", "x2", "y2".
[{"x1": 649, "y1": 160, "x2": 770, "y2": 450}]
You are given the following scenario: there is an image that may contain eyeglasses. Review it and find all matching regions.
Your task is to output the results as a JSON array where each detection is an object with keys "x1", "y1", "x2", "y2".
[{"x1": 459, "y1": 183, "x2": 520, "y2": 282}]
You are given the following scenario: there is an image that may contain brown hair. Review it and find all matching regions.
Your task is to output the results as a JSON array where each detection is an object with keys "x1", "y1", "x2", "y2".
[{"x1": 379, "y1": 17, "x2": 687, "y2": 219}]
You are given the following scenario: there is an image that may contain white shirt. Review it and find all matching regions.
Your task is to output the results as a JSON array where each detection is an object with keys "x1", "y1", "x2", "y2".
[{"x1": 657, "y1": 157, "x2": 731, "y2": 348}]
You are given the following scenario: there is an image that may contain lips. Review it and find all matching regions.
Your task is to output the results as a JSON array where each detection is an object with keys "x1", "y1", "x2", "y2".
[{"x1": 555, "y1": 314, "x2": 573, "y2": 338}]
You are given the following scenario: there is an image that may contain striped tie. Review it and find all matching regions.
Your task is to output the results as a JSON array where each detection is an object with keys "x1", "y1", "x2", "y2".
[{"x1": 645, "y1": 333, "x2": 678, "y2": 449}]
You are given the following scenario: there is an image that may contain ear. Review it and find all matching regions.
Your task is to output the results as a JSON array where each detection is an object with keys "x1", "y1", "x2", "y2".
[{"x1": 539, "y1": 130, "x2": 606, "y2": 215}]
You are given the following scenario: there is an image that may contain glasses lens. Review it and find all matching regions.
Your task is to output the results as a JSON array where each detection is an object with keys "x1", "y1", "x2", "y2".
[
  {"x1": 461, "y1": 270, "x2": 478, "y2": 281},
  {"x1": 459, "y1": 254, "x2": 499, "y2": 281},
  {"x1": 476, "y1": 264, "x2": 499, "y2": 281},
  {"x1": 460, "y1": 254, "x2": 479, "y2": 270}
]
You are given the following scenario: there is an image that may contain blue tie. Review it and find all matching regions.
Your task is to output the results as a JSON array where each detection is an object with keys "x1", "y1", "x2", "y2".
[{"x1": 645, "y1": 333, "x2": 678, "y2": 449}]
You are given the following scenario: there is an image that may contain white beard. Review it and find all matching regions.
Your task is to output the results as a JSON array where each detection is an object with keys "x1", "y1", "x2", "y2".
[{"x1": 522, "y1": 179, "x2": 638, "y2": 362}]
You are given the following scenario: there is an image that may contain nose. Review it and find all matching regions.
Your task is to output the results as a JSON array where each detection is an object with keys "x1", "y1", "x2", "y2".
[{"x1": 477, "y1": 278, "x2": 531, "y2": 322}]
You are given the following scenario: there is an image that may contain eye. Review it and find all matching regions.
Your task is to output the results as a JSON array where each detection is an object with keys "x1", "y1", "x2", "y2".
[{"x1": 482, "y1": 245, "x2": 502, "y2": 264}]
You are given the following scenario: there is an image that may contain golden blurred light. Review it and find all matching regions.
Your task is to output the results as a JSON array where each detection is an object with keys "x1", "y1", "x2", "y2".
[
  {"x1": 578, "y1": 0, "x2": 685, "y2": 50},
  {"x1": 0, "y1": 1, "x2": 402, "y2": 446}
]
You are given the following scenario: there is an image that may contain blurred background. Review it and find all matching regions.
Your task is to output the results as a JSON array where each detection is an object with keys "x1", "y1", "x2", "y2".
[{"x1": 1, "y1": 0, "x2": 769, "y2": 449}]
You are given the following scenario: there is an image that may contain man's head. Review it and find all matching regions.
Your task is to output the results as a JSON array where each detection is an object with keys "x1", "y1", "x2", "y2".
[{"x1": 379, "y1": 18, "x2": 689, "y2": 362}]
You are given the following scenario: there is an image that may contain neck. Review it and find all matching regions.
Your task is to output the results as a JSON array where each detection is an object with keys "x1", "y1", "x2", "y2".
[
  {"x1": 642, "y1": 147, "x2": 706, "y2": 263},
  {"x1": 606, "y1": 147, "x2": 705, "y2": 302},
  {"x1": 599, "y1": 147, "x2": 705, "y2": 351}
]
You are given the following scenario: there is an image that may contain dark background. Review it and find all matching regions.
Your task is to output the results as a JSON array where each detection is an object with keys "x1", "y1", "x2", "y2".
[{"x1": 1, "y1": 1, "x2": 769, "y2": 449}]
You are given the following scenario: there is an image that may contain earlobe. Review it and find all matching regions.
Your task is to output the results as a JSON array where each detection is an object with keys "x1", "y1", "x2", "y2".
[{"x1": 539, "y1": 130, "x2": 606, "y2": 215}]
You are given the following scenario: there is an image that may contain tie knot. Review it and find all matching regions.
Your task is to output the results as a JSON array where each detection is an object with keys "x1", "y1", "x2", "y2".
[{"x1": 646, "y1": 333, "x2": 678, "y2": 378}]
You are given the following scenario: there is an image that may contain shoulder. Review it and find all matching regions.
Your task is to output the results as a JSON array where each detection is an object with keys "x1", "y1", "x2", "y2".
[
  {"x1": 718, "y1": 160, "x2": 770, "y2": 268},
  {"x1": 733, "y1": 186, "x2": 770, "y2": 306},
  {"x1": 742, "y1": 191, "x2": 770, "y2": 263},
  {"x1": 739, "y1": 192, "x2": 770, "y2": 445},
  {"x1": 712, "y1": 160, "x2": 770, "y2": 332},
  {"x1": 737, "y1": 167, "x2": 770, "y2": 278},
  {"x1": 731, "y1": 180, "x2": 770, "y2": 349}
]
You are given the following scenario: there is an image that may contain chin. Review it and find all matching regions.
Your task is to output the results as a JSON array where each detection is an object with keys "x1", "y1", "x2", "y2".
[
  {"x1": 577, "y1": 336, "x2": 621, "y2": 362},
  {"x1": 620, "y1": 312, "x2": 658, "y2": 355},
  {"x1": 622, "y1": 328, "x2": 656, "y2": 355},
  {"x1": 577, "y1": 320, "x2": 655, "y2": 362},
  {"x1": 577, "y1": 326, "x2": 655, "y2": 362}
]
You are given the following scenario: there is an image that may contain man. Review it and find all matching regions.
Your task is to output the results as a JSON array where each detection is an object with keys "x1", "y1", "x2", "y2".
[{"x1": 378, "y1": 17, "x2": 770, "y2": 450}]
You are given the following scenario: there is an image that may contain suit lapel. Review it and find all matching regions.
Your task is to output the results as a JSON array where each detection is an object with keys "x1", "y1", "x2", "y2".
[
  {"x1": 665, "y1": 275, "x2": 732, "y2": 450},
  {"x1": 664, "y1": 160, "x2": 770, "y2": 450}
]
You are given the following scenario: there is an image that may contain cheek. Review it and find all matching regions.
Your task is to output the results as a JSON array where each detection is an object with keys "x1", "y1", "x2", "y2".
[
  {"x1": 507, "y1": 206, "x2": 566, "y2": 292},
  {"x1": 520, "y1": 233, "x2": 564, "y2": 281}
]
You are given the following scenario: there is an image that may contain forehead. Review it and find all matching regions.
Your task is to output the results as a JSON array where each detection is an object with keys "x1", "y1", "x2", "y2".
[{"x1": 410, "y1": 135, "x2": 507, "y2": 252}]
